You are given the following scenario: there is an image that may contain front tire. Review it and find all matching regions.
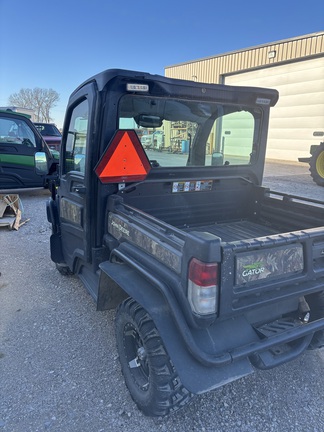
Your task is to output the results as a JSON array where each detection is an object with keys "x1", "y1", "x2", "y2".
[
  {"x1": 309, "y1": 143, "x2": 324, "y2": 186},
  {"x1": 115, "y1": 298, "x2": 192, "y2": 416}
]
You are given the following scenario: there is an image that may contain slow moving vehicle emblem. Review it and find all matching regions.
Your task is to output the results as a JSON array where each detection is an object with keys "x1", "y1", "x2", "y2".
[{"x1": 95, "y1": 130, "x2": 151, "y2": 183}]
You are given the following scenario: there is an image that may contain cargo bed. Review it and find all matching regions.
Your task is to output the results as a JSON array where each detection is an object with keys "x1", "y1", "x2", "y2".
[
  {"x1": 121, "y1": 180, "x2": 324, "y2": 246},
  {"x1": 185, "y1": 220, "x2": 278, "y2": 243}
]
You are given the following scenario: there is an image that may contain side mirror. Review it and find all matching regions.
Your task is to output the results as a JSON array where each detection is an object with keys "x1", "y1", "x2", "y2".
[{"x1": 35, "y1": 151, "x2": 49, "y2": 174}]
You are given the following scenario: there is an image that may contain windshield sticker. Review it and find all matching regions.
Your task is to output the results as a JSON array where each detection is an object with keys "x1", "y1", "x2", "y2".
[{"x1": 172, "y1": 180, "x2": 212, "y2": 193}]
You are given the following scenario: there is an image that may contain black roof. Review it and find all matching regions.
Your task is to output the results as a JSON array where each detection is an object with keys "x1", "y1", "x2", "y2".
[{"x1": 70, "y1": 68, "x2": 279, "y2": 108}]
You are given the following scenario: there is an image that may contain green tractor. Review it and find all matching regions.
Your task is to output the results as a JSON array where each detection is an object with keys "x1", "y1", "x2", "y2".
[{"x1": 299, "y1": 131, "x2": 324, "y2": 187}]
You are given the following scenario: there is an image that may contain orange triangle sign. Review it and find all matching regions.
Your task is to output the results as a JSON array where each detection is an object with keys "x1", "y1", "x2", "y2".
[{"x1": 95, "y1": 130, "x2": 151, "y2": 183}]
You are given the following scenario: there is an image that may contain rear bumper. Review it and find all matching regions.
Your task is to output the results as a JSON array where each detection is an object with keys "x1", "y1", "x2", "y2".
[{"x1": 226, "y1": 318, "x2": 324, "y2": 369}]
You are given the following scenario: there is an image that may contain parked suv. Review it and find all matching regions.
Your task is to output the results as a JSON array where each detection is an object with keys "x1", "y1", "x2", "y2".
[
  {"x1": 34, "y1": 122, "x2": 62, "y2": 151},
  {"x1": 0, "y1": 111, "x2": 57, "y2": 189}
]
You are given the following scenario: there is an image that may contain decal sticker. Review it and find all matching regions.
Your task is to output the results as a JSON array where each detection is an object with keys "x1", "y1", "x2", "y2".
[
  {"x1": 108, "y1": 214, "x2": 181, "y2": 273},
  {"x1": 241, "y1": 262, "x2": 265, "y2": 278},
  {"x1": 256, "y1": 98, "x2": 271, "y2": 105},
  {"x1": 110, "y1": 219, "x2": 130, "y2": 236},
  {"x1": 172, "y1": 180, "x2": 212, "y2": 193},
  {"x1": 235, "y1": 243, "x2": 304, "y2": 285},
  {"x1": 60, "y1": 198, "x2": 82, "y2": 226}
]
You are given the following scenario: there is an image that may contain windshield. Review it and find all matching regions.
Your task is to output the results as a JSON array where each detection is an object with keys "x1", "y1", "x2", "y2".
[{"x1": 118, "y1": 95, "x2": 262, "y2": 167}]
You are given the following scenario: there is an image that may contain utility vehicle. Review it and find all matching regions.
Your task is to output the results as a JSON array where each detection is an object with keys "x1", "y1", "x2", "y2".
[{"x1": 37, "y1": 69, "x2": 324, "y2": 416}]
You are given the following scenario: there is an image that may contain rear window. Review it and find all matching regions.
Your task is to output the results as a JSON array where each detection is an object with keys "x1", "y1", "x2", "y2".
[{"x1": 118, "y1": 95, "x2": 261, "y2": 168}]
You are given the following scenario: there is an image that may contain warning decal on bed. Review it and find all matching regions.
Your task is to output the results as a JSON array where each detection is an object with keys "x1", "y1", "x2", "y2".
[{"x1": 172, "y1": 180, "x2": 213, "y2": 193}]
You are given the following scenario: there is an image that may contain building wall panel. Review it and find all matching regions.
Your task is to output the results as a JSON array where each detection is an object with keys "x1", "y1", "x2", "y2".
[
  {"x1": 226, "y1": 56, "x2": 324, "y2": 161},
  {"x1": 165, "y1": 33, "x2": 324, "y2": 162},
  {"x1": 166, "y1": 32, "x2": 324, "y2": 81}
]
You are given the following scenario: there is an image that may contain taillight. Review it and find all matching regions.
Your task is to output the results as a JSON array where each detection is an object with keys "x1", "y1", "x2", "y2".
[{"x1": 188, "y1": 258, "x2": 218, "y2": 315}]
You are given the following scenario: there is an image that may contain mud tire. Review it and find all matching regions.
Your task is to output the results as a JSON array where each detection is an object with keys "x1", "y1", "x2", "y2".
[{"x1": 115, "y1": 298, "x2": 192, "y2": 416}]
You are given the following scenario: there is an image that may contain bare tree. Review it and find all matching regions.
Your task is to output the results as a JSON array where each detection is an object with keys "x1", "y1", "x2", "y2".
[{"x1": 8, "y1": 88, "x2": 60, "y2": 122}]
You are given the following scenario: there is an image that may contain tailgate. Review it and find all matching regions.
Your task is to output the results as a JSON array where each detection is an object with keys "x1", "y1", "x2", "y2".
[{"x1": 220, "y1": 228, "x2": 324, "y2": 316}]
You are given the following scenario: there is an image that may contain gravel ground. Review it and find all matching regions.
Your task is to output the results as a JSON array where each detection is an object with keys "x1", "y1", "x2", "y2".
[
  {"x1": 263, "y1": 159, "x2": 324, "y2": 201},
  {"x1": 0, "y1": 161, "x2": 323, "y2": 432}
]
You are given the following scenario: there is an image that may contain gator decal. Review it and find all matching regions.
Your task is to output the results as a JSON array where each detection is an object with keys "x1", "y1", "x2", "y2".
[{"x1": 235, "y1": 243, "x2": 304, "y2": 285}]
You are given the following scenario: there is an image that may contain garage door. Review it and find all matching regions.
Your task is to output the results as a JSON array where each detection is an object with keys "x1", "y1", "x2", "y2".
[{"x1": 225, "y1": 56, "x2": 324, "y2": 162}]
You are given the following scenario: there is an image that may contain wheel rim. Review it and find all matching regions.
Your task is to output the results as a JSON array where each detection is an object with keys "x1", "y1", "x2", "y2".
[
  {"x1": 123, "y1": 322, "x2": 150, "y2": 391},
  {"x1": 316, "y1": 151, "x2": 324, "y2": 178}
]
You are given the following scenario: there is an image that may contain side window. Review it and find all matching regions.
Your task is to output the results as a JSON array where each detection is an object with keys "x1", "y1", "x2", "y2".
[{"x1": 63, "y1": 99, "x2": 89, "y2": 174}]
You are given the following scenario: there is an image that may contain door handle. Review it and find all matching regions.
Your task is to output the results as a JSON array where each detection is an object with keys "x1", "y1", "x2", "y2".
[{"x1": 72, "y1": 185, "x2": 86, "y2": 194}]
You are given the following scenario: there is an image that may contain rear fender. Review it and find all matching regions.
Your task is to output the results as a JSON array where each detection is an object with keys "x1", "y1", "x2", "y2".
[
  {"x1": 97, "y1": 260, "x2": 168, "y2": 312},
  {"x1": 46, "y1": 198, "x2": 65, "y2": 263},
  {"x1": 97, "y1": 260, "x2": 254, "y2": 394},
  {"x1": 49, "y1": 233, "x2": 65, "y2": 263},
  {"x1": 46, "y1": 198, "x2": 60, "y2": 232}
]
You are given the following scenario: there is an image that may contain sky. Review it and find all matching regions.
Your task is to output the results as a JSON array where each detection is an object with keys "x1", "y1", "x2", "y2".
[{"x1": 0, "y1": 0, "x2": 323, "y2": 128}]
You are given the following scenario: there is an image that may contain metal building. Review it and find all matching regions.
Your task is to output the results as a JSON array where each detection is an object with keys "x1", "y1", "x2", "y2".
[{"x1": 165, "y1": 32, "x2": 324, "y2": 162}]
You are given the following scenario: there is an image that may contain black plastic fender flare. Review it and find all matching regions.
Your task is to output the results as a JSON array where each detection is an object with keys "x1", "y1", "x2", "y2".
[
  {"x1": 98, "y1": 246, "x2": 324, "y2": 392},
  {"x1": 46, "y1": 198, "x2": 65, "y2": 263},
  {"x1": 98, "y1": 257, "x2": 255, "y2": 394},
  {"x1": 98, "y1": 255, "x2": 232, "y2": 368},
  {"x1": 46, "y1": 197, "x2": 60, "y2": 233}
]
